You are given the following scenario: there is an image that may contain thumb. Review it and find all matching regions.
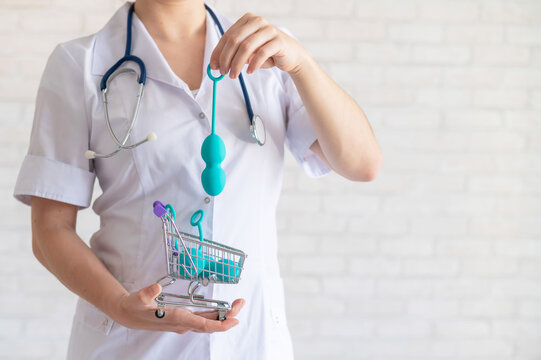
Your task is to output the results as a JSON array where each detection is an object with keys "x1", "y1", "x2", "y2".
[{"x1": 137, "y1": 283, "x2": 162, "y2": 304}]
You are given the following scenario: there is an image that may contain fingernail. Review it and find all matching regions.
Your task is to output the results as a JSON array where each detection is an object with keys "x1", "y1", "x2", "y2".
[{"x1": 210, "y1": 60, "x2": 217, "y2": 69}]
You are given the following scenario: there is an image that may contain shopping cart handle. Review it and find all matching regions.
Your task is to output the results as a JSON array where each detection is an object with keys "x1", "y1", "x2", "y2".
[{"x1": 153, "y1": 201, "x2": 167, "y2": 218}]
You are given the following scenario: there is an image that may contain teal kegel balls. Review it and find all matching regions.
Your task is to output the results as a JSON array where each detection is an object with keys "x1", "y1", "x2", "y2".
[
  {"x1": 176, "y1": 247, "x2": 206, "y2": 277},
  {"x1": 202, "y1": 257, "x2": 240, "y2": 282},
  {"x1": 201, "y1": 133, "x2": 226, "y2": 196},
  {"x1": 201, "y1": 64, "x2": 227, "y2": 197}
]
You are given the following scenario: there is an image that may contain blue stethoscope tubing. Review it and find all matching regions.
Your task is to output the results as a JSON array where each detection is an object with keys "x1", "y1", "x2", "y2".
[
  {"x1": 85, "y1": 3, "x2": 265, "y2": 160},
  {"x1": 85, "y1": 3, "x2": 154, "y2": 160}
]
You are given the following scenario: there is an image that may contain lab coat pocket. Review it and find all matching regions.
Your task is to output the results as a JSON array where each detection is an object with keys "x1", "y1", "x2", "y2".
[{"x1": 74, "y1": 298, "x2": 115, "y2": 336}]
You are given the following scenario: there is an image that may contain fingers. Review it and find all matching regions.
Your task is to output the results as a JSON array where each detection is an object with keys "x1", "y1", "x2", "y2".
[
  {"x1": 228, "y1": 27, "x2": 276, "y2": 79},
  {"x1": 193, "y1": 310, "x2": 220, "y2": 320},
  {"x1": 227, "y1": 298, "x2": 246, "y2": 318},
  {"x1": 192, "y1": 298, "x2": 246, "y2": 321},
  {"x1": 210, "y1": 13, "x2": 251, "y2": 70},
  {"x1": 184, "y1": 299, "x2": 245, "y2": 333},
  {"x1": 183, "y1": 311, "x2": 239, "y2": 333},
  {"x1": 211, "y1": 13, "x2": 271, "y2": 76},
  {"x1": 247, "y1": 39, "x2": 281, "y2": 74},
  {"x1": 136, "y1": 283, "x2": 162, "y2": 305},
  {"x1": 218, "y1": 16, "x2": 267, "y2": 76}
]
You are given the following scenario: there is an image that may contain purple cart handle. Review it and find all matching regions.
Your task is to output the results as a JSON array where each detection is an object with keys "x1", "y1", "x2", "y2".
[{"x1": 153, "y1": 201, "x2": 167, "y2": 218}]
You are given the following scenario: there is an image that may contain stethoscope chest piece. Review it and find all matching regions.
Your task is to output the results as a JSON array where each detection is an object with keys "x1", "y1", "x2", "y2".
[{"x1": 250, "y1": 114, "x2": 266, "y2": 146}]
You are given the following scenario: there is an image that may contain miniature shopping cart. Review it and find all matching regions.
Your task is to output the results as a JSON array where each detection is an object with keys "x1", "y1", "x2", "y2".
[{"x1": 152, "y1": 201, "x2": 246, "y2": 320}]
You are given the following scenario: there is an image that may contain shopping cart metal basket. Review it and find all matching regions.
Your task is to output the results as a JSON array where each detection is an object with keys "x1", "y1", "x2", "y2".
[{"x1": 152, "y1": 200, "x2": 247, "y2": 320}]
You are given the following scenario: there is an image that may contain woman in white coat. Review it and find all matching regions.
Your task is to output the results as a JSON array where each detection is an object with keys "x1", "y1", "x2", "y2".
[{"x1": 14, "y1": 0, "x2": 381, "y2": 359}]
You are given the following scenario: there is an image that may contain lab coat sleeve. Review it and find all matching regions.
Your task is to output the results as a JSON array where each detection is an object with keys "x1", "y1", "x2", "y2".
[
  {"x1": 282, "y1": 69, "x2": 332, "y2": 178},
  {"x1": 13, "y1": 44, "x2": 95, "y2": 208}
]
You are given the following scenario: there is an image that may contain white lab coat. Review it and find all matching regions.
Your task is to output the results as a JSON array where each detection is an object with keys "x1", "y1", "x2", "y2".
[{"x1": 14, "y1": 2, "x2": 330, "y2": 359}]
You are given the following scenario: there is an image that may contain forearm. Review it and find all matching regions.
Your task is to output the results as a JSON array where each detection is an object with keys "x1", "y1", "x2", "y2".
[
  {"x1": 289, "y1": 54, "x2": 382, "y2": 181},
  {"x1": 32, "y1": 224, "x2": 128, "y2": 320}
]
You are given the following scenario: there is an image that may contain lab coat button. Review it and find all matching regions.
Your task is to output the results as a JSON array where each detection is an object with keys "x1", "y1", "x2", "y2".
[
  {"x1": 198, "y1": 112, "x2": 205, "y2": 119},
  {"x1": 204, "y1": 197, "x2": 210, "y2": 204}
]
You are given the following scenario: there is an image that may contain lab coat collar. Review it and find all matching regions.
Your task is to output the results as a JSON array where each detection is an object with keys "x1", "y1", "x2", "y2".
[{"x1": 90, "y1": 2, "x2": 230, "y2": 94}]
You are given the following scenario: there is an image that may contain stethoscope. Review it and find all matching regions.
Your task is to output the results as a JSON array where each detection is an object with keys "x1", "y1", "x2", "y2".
[{"x1": 85, "y1": 3, "x2": 266, "y2": 160}]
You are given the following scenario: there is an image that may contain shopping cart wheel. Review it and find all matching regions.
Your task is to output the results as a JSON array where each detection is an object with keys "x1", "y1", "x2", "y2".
[
  {"x1": 216, "y1": 302, "x2": 228, "y2": 321},
  {"x1": 155, "y1": 309, "x2": 165, "y2": 318},
  {"x1": 217, "y1": 309, "x2": 227, "y2": 321}
]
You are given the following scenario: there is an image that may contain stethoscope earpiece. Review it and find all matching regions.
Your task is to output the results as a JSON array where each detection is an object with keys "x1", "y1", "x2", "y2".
[
  {"x1": 146, "y1": 132, "x2": 158, "y2": 142},
  {"x1": 86, "y1": 131, "x2": 157, "y2": 160},
  {"x1": 85, "y1": 150, "x2": 96, "y2": 160}
]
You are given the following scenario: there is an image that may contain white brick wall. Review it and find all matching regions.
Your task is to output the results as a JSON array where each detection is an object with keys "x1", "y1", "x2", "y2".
[{"x1": 1, "y1": 0, "x2": 540, "y2": 359}]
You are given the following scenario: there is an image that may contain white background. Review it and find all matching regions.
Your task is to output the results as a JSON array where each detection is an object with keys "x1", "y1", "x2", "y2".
[{"x1": 1, "y1": 0, "x2": 540, "y2": 359}]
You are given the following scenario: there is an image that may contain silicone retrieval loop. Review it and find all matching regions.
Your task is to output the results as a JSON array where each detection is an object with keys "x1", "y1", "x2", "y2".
[
  {"x1": 190, "y1": 210, "x2": 205, "y2": 243},
  {"x1": 206, "y1": 64, "x2": 225, "y2": 82}
]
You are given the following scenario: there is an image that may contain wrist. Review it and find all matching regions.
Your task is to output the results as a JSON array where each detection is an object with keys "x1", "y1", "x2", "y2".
[
  {"x1": 103, "y1": 290, "x2": 130, "y2": 323},
  {"x1": 288, "y1": 50, "x2": 316, "y2": 81}
]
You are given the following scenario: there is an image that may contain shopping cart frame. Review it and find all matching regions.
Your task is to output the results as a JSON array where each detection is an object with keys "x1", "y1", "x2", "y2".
[{"x1": 152, "y1": 201, "x2": 246, "y2": 320}]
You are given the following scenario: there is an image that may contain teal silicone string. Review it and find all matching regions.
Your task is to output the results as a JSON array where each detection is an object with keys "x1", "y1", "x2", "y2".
[
  {"x1": 212, "y1": 78, "x2": 216, "y2": 134},
  {"x1": 206, "y1": 64, "x2": 224, "y2": 135}
]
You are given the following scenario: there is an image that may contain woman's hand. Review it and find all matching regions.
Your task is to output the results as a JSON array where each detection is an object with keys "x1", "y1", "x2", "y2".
[
  {"x1": 210, "y1": 13, "x2": 309, "y2": 78},
  {"x1": 113, "y1": 283, "x2": 245, "y2": 334}
]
